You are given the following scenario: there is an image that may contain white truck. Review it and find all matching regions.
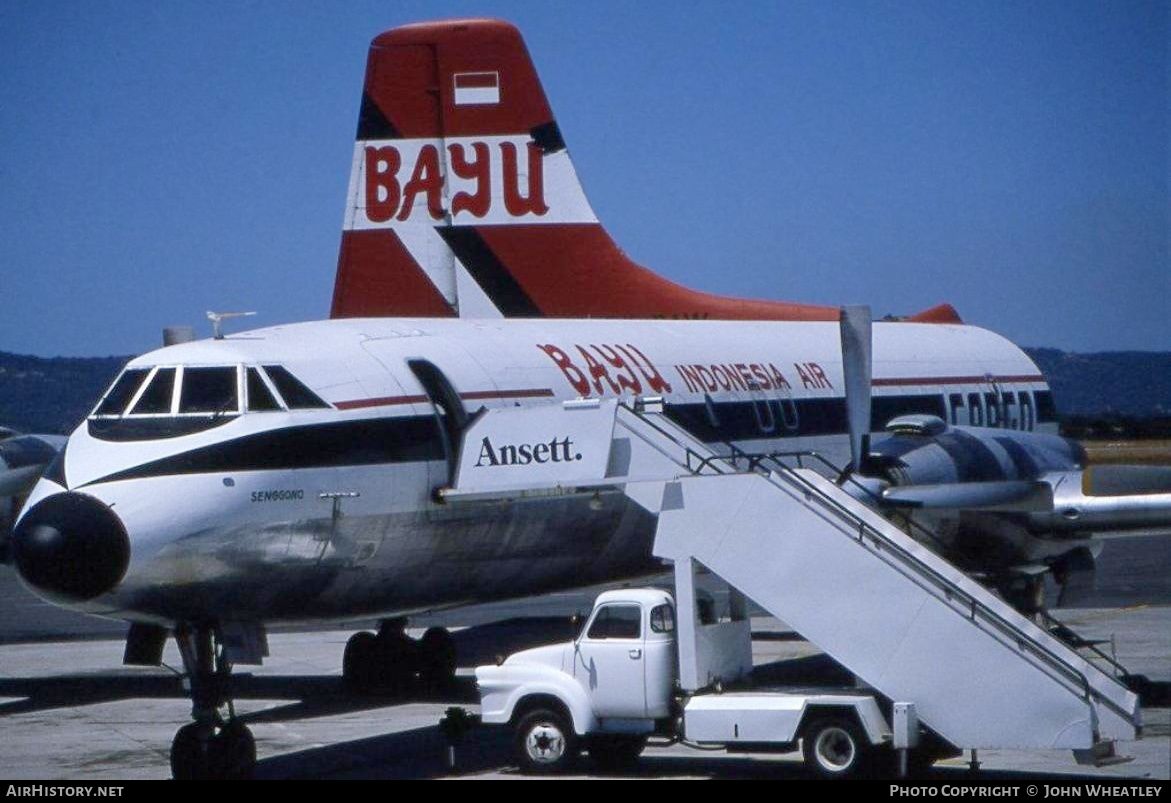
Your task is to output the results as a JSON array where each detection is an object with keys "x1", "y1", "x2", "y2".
[{"x1": 475, "y1": 587, "x2": 928, "y2": 777}]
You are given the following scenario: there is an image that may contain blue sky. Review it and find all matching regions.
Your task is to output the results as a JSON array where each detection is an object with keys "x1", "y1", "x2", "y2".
[{"x1": 1, "y1": 1, "x2": 1166, "y2": 357}]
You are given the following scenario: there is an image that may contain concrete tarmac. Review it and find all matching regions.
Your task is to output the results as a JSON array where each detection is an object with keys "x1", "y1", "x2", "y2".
[
  {"x1": 0, "y1": 531, "x2": 1168, "y2": 781},
  {"x1": 0, "y1": 607, "x2": 1166, "y2": 781}
]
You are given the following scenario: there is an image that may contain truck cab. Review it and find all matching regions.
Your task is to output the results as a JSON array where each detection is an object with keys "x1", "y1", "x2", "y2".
[{"x1": 477, "y1": 589, "x2": 676, "y2": 757}]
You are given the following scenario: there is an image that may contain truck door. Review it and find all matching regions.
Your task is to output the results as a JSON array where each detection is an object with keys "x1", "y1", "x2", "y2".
[{"x1": 574, "y1": 603, "x2": 647, "y2": 719}]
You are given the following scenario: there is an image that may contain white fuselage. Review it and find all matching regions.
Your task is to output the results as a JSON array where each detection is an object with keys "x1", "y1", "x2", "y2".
[{"x1": 16, "y1": 317, "x2": 1053, "y2": 626}]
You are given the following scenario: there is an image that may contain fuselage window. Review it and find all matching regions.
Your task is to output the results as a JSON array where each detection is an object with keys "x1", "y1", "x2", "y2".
[
  {"x1": 948, "y1": 393, "x2": 964, "y2": 425},
  {"x1": 179, "y1": 367, "x2": 239, "y2": 414},
  {"x1": 263, "y1": 365, "x2": 329, "y2": 409},
  {"x1": 1020, "y1": 391, "x2": 1035, "y2": 431},
  {"x1": 1001, "y1": 391, "x2": 1017, "y2": 429},
  {"x1": 93, "y1": 368, "x2": 150, "y2": 417},
  {"x1": 246, "y1": 368, "x2": 282, "y2": 412},
  {"x1": 130, "y1": 367, "x2": 177, "y2": 415},
  {"x1": 984, "y1": 392, "x2": 1001, "y2": 428},
  {"x1": 587, "y1": 604, "x2": 642, "y2": 640},
  {"x1": 1035, "y1": 390, "x2": 1058, "y2": 424},
  {"x1": 967, "y1": 392, "x2": 984, "y2": 426}
]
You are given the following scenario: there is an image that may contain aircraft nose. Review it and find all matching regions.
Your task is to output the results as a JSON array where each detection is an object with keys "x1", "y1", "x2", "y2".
[{"x1": 12, "y1": 492, "x2": 130, "y2": 604}]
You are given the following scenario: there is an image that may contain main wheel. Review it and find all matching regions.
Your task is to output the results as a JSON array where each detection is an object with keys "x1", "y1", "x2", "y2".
[
  {"x1": 342, "y1": 631, "x2": 378, "y2": 692},
  {"x1": 419, "y1": 626, "x2": 457, "y2": 690},
  {"x1": 515, "y1": 708, "x2": 577, "y2": 774},
  {"x1": 802, "y1": 716, "x2": 869, "y2": 779},
  {"x1": 588, "y1": 734, "x2": 645, "y2": 772},
  {"x1": 374, "y1": 629, "x2": 419, "y2": 693}
]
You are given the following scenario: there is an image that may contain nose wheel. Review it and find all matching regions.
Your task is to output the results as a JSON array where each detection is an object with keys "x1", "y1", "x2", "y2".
[
  {"x1": 170, "y1": 624, "x2": 256, "y2": 780},
  {"x1": 171, "y1": 719, "x2": 256, "y2": 780}
]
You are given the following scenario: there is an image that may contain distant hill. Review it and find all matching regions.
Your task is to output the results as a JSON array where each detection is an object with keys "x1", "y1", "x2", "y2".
[
  {"x1": 1024, "y1": 349, "x2": 1171, "y2": 417},
  {"x1": 0, "y1": 352, "x2": 130, "y2": 434},
  {"x1": 0, "y1": 348, "x2": 1167, "y2": 436}
]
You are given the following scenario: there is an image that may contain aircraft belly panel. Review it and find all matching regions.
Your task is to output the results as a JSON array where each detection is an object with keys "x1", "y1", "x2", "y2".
[{"x1": 107, "y1": 484, "x2": 658, "y2": 624}]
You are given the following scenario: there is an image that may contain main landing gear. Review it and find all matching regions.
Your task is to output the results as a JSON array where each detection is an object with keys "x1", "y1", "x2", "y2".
[
  {"x1": 342, "y1": 618, "x2": 457, "y2": 694},
  {"x1": 170, "y1": 624, "x2": 256, "y2": 780}
]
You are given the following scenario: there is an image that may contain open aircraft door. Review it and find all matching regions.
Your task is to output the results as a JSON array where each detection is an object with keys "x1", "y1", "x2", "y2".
[
  {"x1": 357, "y1": 335, "x2": 498, "y2": 493},
  {"x1": 407, "y1": 358, "x2": 469, "y2": 486},
  {"x1": 401, "y1": 339, "x2": 500, "y2": 492}
]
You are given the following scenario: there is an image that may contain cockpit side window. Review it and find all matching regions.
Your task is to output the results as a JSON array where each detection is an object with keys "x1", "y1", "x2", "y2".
[
  {"x1": 263, "y1": 365, "x2": 329, "y2": 409},
  {"x1": 129, "y1": 367, "x2": 177, "y2": 415},
  {"x1": 246, "y1": 367, "x2": 282, "y2": 412},
  {"x1": 93, "y1": 368, "x2": 150, "y2": 417},
  {"x1": 179, "y1": 367, "x2": 239, "y2": 414}
]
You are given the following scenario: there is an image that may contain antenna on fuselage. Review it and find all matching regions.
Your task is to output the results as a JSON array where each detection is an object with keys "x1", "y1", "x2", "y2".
[{"x1": 206, "y1": 311, "x2": 257, "y2": 340}]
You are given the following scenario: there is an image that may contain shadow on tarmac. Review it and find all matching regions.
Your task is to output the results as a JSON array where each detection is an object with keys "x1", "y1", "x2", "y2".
[
  {"x1": 0, "y1": 616, "x2": 577, "y2": 722},
  {"x1": 253, "y1": 720, "x2": 1164, "y2": 781}
]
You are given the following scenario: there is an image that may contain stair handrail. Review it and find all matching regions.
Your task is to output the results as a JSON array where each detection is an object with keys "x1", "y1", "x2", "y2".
[
  {"x1": 763, "y1": 463, "x2": 1134, "y2": 727},
  {"x1": 619, "y1": 402, "x2": 1136, "y2": 728}
]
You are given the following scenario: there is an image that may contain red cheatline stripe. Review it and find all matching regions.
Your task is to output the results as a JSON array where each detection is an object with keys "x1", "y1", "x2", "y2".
[
  {"x1": 454, "y1": 72, "x2": 498, "y2": 88},
  {"x1": 335, "y1": 388, "x2": 555, "y2": 410},
  {"x1": 872, "y1": 375, "x2": 1046, "y2": 387},
  {"x1": 335, "y1": 395, "x2": 428, "y2": 410}
]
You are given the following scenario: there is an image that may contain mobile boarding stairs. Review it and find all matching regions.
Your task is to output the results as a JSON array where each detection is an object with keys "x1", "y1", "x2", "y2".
[{"x1": 438, "y1": 397, "x2": 1141, "y2": 765}]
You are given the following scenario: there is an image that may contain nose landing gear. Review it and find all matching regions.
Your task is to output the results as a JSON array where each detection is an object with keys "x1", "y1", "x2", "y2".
[{"x1": 170, "y1": 624, "x2": 256, "y2": 780}]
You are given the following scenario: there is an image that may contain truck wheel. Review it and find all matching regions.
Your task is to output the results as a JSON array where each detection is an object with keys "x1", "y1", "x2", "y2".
[
  {"x1": 515, "y1": 708, "x2": 576, "y2": 773},
  {"x1": 802, "y1": 716, "x2": 869, "y2": 779},
  {"x1": 589, "y1": 735, "x2": 646, "y2": 772}
]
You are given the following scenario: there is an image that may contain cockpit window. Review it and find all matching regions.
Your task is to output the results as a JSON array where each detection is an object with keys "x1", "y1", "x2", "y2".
[
  {"x1": 90, "y1": 365, "x2": 239, "y2": 441},
  {"x1": 246, "y1": 367, "x2": 281, "y2": 412},
  {"x1": 263, "y1": 365, "x2": 329, "y2": 409},
  {"x1": 88, "y1": 363, "x2": 329, "y2": 441},
  {"x1": 179, "y1": 367, "x2": 239, "y2": 414},
  {"x1": 130, "y1": 367, "x2": 177, "y2": 415},
  {"x1": 94, "y1": 368, "x2": 150, "y2": 417}
]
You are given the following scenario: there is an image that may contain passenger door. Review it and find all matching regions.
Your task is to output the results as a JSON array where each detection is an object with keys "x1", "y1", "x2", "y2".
[{"x1": 574, "y1": 603, "x2": 648, "y2": 719}]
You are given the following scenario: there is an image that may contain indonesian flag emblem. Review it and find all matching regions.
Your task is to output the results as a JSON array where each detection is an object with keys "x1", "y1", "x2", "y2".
[{"x1": 453, "y1": 72, "x2": 501, "y2": 106}]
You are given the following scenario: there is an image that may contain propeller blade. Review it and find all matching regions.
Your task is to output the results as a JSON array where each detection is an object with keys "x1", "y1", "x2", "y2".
[
  {"x1": 839, "y1": 305, "x2": 872, "y2": 475},
  {"x1": 882, "y1": 480, "x2": 1054, "y2": 512},
  {"x1": 0, "y1": 464, "x2": 43, "y2": 498}
]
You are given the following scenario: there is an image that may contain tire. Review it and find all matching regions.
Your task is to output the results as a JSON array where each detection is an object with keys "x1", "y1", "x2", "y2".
[
  {"x1": 588, "y1": 734, "x2": 645, "y2": 772},
  {"x1": 216, "y1": 720, "x2": 256, "y2": 780},
  {"x1": 515, "y1": 708, "x2": 577, "y2": 774},
  {"x1": 378, "y1": 631, "x2": 420, "y2": 694},
  {"x1": 170, "y1": 722, "x2": 206, "y2": 780},
  {"x1": 419, "y1": 626, "x2": 457, "y2": 690},
  {"x1": 342, "y1": 631, "x2": 378, "y2": 692},
  {"x1": 802, "y1": 716, "x2": 869, "y2": 779}
]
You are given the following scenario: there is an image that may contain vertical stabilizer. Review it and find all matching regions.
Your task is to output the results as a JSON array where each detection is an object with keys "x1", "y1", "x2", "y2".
[{"x1": 332, "y1": 19, "x2": 960, "y2": 325}]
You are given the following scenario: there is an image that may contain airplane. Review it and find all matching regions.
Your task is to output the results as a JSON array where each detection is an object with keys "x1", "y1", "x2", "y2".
[{"x1": 9, "y1": 18, "x2": 1170, "y2": 780}]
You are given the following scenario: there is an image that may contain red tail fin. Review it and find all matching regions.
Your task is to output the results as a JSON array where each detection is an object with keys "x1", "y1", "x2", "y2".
[{"x1": 331, "y1": 19, "x2": 960, "y2": 325}]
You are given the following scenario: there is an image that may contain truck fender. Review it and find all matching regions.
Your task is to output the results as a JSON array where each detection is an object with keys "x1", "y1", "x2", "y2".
[
  {"x1": 477, "y1": 664, "x2": 598, "y2": 735},
  {"x1": 800, "y1": 699, "x2": 890, "y2": 747}
]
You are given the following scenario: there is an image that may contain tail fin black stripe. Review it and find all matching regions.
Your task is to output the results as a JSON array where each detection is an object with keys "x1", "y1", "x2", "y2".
[
  {"x1": 356, "y1": 91, "x2": 401, "y2": 140},
  {"x1": 437, "y1": 226, "x2": 541, "y2": 316}
]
